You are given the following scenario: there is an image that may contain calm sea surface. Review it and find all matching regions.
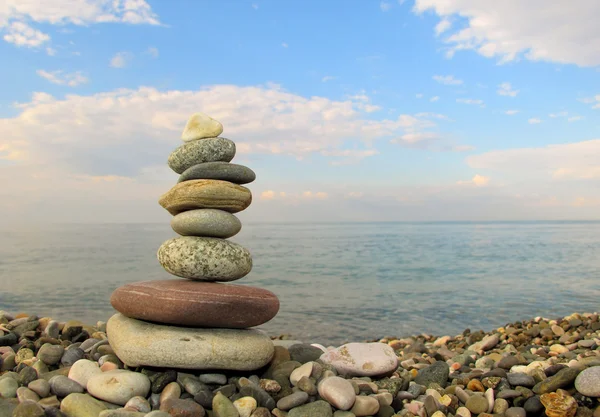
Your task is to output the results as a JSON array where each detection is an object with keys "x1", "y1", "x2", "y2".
[{"x1": 1, "y1": 221, "x2": 599, "y2": 345}]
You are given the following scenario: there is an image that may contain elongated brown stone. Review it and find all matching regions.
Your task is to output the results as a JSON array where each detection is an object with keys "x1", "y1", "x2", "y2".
[
  {"x1": 158, "y1": 179, "x2": 251, "y2": 215},
  {"x1": 110, "y1": 280, "x2": 279, "y2": 328}
]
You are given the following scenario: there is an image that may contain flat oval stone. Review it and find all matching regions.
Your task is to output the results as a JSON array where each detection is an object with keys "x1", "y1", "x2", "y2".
[
  {"x1": 319, "y1": 343, "x2": 399, "y2": 377},
  {"x1": 159, "y1": 180, "x2": 251, "y2": 215},
  {"x1": 107, "y1": 313, "x2": 274, "y2": 371},
  {"x1": 157, "y1": 237, "x2": 252, "y2": 281},
  {"x1": 168, "y1": 137, "x2": 235, "y2": 174},
  {"x1": 171, "y1": 209, "x2": 242, "y2": 238},
  {"x1": 110, "y1": 280, "x2": 279, "y2": 328},
  {"x1": 575, "y1": 366, "x2": 600, "y2": 397},
  {"x1": 87, "y1": 370, "x2": 151, "y2": 406},
  {"x1": 178, "y1": 162, "x2": 256, "y2": 184}
]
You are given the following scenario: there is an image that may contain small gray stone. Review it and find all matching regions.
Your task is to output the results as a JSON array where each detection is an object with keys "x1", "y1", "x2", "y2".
[
  {"x1": 288, "y1": 400, "x2": 333, "y2": 417},
  {"x1": 168, "y1": 137, "x2": 236, "y2": 174},
  {"x1": 507, "y1": 373, "x2": 536, "y2": 388},
  {"x1": 178, "y1": 161, "x2": 256, "y2": 184},
  {"x1": 466, "y1": 395, "x2": 489, "y2": 415},
  {"x1": 505, "y1": 407, "x2": 526, "y2": 417},
  {"x1": 524, "y1": 396, "x2": 544, "y2": 414},
  {"x1": 288, "y1": 344, "x2": 323, "y2": 364},
  {"x1": 415, "y1": 361, "x2": 450, "y2": 388},
  {"x1": 37, "y1": 344, "x2": 64, "y2": 366},
  {"x1": 49, "y1": 375, "x2": 85, "y2": 397},
  {"x1": 45, "y1": 321, "x2": 60, "y2": 339},
  {"x1": 575, "y1": 366, "x2": 600, "y2": 397},
  {"x1": 171, "y1": 209, "x2": 242, "y2": 238},
  {"x1": 18, "y1": 367, "x2": 38, "y2": 387},
  {"x1": 199, "y1": 373, "x2": 228, "y2": 385},
  {"x1": 277, "y1": 391, "x2": 309, "y2": 411},
  {"x1": 60, "y1": 347, "x2": 84, "y2": 366},
  {"x1": 12, "y1": 400, "x2": 45, "y2": 417},
  {"x1": 28, "y1": 379, "x2": 50, "y2": 398},
  {"x1": 0, "y1": 377, "x2": 18, "y2": 398}
]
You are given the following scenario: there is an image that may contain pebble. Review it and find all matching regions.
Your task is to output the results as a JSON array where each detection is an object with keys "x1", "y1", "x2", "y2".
[
  {"x1": 575, "y1": 366, "x2": 600, "y2": 397},
  {"x1": 160, "y1": 381, "x2": 181, "y2": 404},
  {"x1": 168, "y1": 137, "x2": 236, "y2": 174},
  {"x1": 318, "y1": 376, "x2": 356, "y2": 410},
  {"x1": 107, "y1": 313, "x2": 274, "y2": 370},
  {"x1": 37, "y1": 344, "x2": 64, "y2": 365},
  {"x1": 12, "y1": 400, "x2": 45, "y2": 417},
  {"x1": 456, "y1": 406, "x2": 472, "y2": 417},
  {"x1": 350, "y1": 395, "x2": 380, "y2": 416},
  {"x1": 320, "y1": 343, "x2": 398, "y2": 377},
  {"x1": 67, "y1": 359, "x2": 102, "y2": 388},
  {"x1": 178, "y1": 161, "x2": 256, "y2": 185},
  {"x1": 288, "y1": 344, "x2": 324, "y2": 364},
  {"x1": 157, "y1": 236, "x2": 253, "y2": 281},
  {"x1": 181, "y1": 112, "x2": 223, "y2": 142},
  {"x1": 87, "y1": 370, "x2": 151, "y2": 405},
  {"x1": 18, "y1": 366, "x2": 38, "y2": 386},
  {"x1": 277, "y1": 391, "x2": 309, "y2": 411},
  {"x1": 16, "y1": 386, "x2": 40, "y2": 402},
  {"x1": 28, "y1": 379, "x2": 50, "y2": 398},
  {"x1": 233, "y1": 396, "x2": 257, "y2": 417},
  {"x1": 493, "y1": 398, "x2": 509, "y2": 414},
  {"x1": 60, "y1": 347, "x2": 84, "y2": 366},
  {"x1": 415, "y1": 361, "x2": 450, "y2": 388},
  {"x1": 524, "y1": 396, "x2": 544, "y2": 414},
  {"x1": 98, "y1": 411, "x2": 146, "y2": 417},
  {"x1": 49, "y1": 375, "x2": 85, "y2": 397},
  {"x1": 533, "y1": 367, "x2": 580, "y2": 394},
  {"x1": 466, "y1": 394, "x2": 489, "y2": 414},
  {"x1": 507, "y1": 372, "x2": 536, "y2": 387},
  {"x1": 0, "y1": 377, "x2": 19, "y2": 398},
  {"x1": 288, "y1": 400, "x2": 333, "y2": 417},
  {"x1": 290, "y1": 362, "x2": 313, "y2": 386},
  {"x1": 212, "y1": 391, "x2": 239, "y2": 416},
  {"x1": 124, "y1": 396, "x2": 151, "y2": 413},
  {"x1": 60, "y1": 393, "x2": 108, "y2": 417},
  {"x1": 159, "y1": 398, "x2": 206, "y2": 417},
  {"x1": 170, "y1": 208, "x2": 242, "y2": 238}
]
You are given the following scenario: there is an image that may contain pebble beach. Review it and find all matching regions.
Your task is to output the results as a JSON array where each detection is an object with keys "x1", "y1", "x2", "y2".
[{"x1": 1, "y1": 310, "x2": 600, "y2": 417}]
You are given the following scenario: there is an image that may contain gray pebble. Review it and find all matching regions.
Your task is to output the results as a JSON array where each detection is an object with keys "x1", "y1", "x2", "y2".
[
  {"x1": 37, "y1": 344, "x2": 64, "y2": 366},
  {"x1": 276, "y1": 391, "x2": 309, "y2": 411},
  {"x1": 171, "y1": 209, "x2": 242, "y2": 239},
  {"x1": 60, "y1": 347, "x2": 84, "y2": 366},
  {"x1": 505, "y1": 407, "x2": 527, "y2": 417},
  {"x1": 507, "y1": 373, "x2": 536, "y2": 388},
  {"x1": 178, "y1": 161, "x2": 256, "y2": 184},
  {"x1": 28, "y1": 379, "x2": 50, "y2": 398},
  {"x1": 198, "y1": 373, "x2": 228, "y2": 385},
  {"x1": 49, "y1": 375, "x2": 84, "y2": 397},
  {"x1": 168, "y1": 137, "x2": 236, "y2": 174}
]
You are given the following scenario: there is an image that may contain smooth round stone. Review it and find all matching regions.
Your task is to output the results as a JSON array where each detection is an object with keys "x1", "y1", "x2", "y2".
[
  {"x1": 181, "y1": 112, "x2": 223, "y2": 142},
  {"x1": 0, "y1": 376, "x2": 19, "y2": 397},
  {"x1": 350, "y1": 396, "x2": 380, "y2": 417},
  {"x1": 12, "y1": 400, "x2": 45, "y2": 417},
  {"x1": 168, "y1": 137, "x2": 235, "y2": 174},
  {"x1": 575, "y1": 366, "x2": 600, "y2": 397},
  {"x1": 233, "y1": 396, "x2": 257, "y2": 417},
  {"x1": 157, "y1": 237, "x2": 252, "y2": 281},
  {"x1": 288, "y1": 400, "x2": 333, "y2": 417},
  {"x1": 28, "y1": 379, "x2": 50, "y2": 398},
  {"x1": 49, "y1": 375, "x2": 84, "y2": 397},
  {"x1": 212, "y1": 392, "x2": 237, "y2": 416},
  {"x1": 106, "y1": 313, "x2": 274, "y2": 371},
  {"x1": 87, "y1": 370, "x2": 150, "y2": 406},
  {"x1": 171, "y1": 209, "x2": 242, "y2": 238},
  {"x1": 37, "y1": 344, "x2": 64, "y2": 365},
  {"x1": 60, "y1": 393, "x2": 108, "y2": 417},
  {"x1": 319, "y1": 343, "x2": 398, "y2": 377},
  {"x1": 160, "y1": 398, "x2": 206, "y2": 417},
  {"x1": 16, "y1": 386, "x2": 40, "y2": 402},
  {"x1": 277, "y1": 391, "x2": 309, "y2": 411},
  {"x1": 466, "y1": 395, "x2": 489, "y2": 415},
  {"x1": 68, "y1": 359, "x2": 102, "y2": 388},
  {"x1": 111, "y1": 280, "x2": 278, "y2": 328},
  {"x1": 159, "y1": 179, "x2": 251, "y2": 215},
  {"x1": 178, "y1": 162, "x2": 256, "y2": 184},
  {"x1": 318, "y1": 376, "x2": 356, "y2": 411}
]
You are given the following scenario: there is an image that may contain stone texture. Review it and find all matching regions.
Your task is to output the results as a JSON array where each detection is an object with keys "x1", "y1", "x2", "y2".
[
  {"x1": 159, "y1": 180, "x2": 251, "y2": 216},
  {"x1": 111, "y1": 280, "x2": 279, "y2": 328},
  {"x1": 178, "y1": 162, "x2": 256, "y2": 184},
  {"x1": 318, "y1": 376, "x2": 356, "y2": 411},
  {"x1": 171, "y1": 209, "x2": 242, "y2": 238},
  {"x1": 157, "y1": 236, "x2": 252, "y2": 281},
  {"x1": 181, "y1": 113, "x2": 223, "y2": 142},
  {"x1": 319, "y1": 343, "x2": 398, "y2": 377},
  {"x1": 87, "y1": 370, "x2": 151, "y2": 406},
  {"x1": 575, "y1": 366, "x2": 600, "y2": 397},
  {"x1": 60, "y1": 393, "x2": 107, "y2": 417},
  {"x1": 168, "y1": 138, "x2": 235, "y2": 174},
  {"x1": 107, "y1": 313, "x2": 274, "y2": 370}
]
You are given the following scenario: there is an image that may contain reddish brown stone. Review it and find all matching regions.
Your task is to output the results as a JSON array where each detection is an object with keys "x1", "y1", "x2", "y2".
[{"x1": 110, "y1": 280, "x2": 279, "y2": 328}]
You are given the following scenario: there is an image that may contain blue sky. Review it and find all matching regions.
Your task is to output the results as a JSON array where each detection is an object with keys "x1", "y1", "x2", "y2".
[{"x1": 0, "y1": 0, "x2": 599, "y2": 223}]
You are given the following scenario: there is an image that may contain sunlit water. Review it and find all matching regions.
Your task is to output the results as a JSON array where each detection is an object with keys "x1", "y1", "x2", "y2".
[{"x1": 1, "y1": 221, "x2": 599, "y2": 345}]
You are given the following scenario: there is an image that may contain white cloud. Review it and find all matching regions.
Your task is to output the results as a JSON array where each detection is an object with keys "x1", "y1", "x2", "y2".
[
  {"x1": 579, "y1": 95, "x2": 600, "y2": 109},
  {"x1": 0, "y1": 0, "x2": 160, "y2": 49},
  {"x1": 252, "y1": 3, "x2": 259, "y2": 9},
  {"x1": 416, "y1": 93, "x2": 424, "y2": 99},
  {"x1": 568, "y1": 116, "x2": 583, "y2": 122},
  {"x1": 46, "y1": 47, "x2": 56, "y2": 56},
  {"x1": 433, "y1": 74, "x2": 463, "y2": 85},
  {"x1": 110, "y1": 51, "x2": 130, "y2": 68},
  {"x1": 380, "y1": 2, "x2": 392, "y2": 11},
  {"x1": 435, "y1": 18, "x2": 451, "y2": 36},
  {"x1": 413, "y1": 0, "x2": 600, "y2": 67},
  {"x1": 456, "y1": 98, "x2": 484, "y2": 107},
  {"x1": 146, "y1": 47, "x2": 159, "y2": 58},
  {"x1": 457, "y1": 174, "x2": 490, "y2": 187},
  {"x1": 281, "y1": 42, "x2": 288, "y2": 48},
  {"x1": 549, "y1": 111, "x2": 568, "y2": 118},
  {"x1": 36, "y1": 69, "x2": 88, "y2": 87},
  {"x1": 430, "y1": 96, "x2": 440, "y2": 102},
  {"x1": 528, "y1": 118, "x2": 542, "y2": 124},
  {"x1": 3, "y1": 21, "x2": 49, "y2": 47},
  {"x1": 497, "y1": 82, "x2": 519, "y2": 97},
  {"x1": 322, "y1": 76, "x2": 336, "y2": 82},
  {"x1": 505, "y1": 110, "x2": 519, "y2": 115}
]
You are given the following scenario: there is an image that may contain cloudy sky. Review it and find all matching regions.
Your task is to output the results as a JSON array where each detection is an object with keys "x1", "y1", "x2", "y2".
[{"x1": 1, "y1": 0, "x2": 599, "y2": 224}]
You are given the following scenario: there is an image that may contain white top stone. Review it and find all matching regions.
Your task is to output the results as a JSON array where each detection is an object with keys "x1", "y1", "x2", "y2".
[{"x1": 181, "y1": 112, "x2": 223, "y2": 141}]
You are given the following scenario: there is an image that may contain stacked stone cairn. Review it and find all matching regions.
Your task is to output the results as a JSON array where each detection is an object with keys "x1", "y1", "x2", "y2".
[{"x1": 107, "y1": 112, "x2": 279, "y2": 372}]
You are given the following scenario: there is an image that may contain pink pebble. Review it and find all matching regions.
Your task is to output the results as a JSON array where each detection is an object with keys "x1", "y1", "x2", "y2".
[{"x1": 101, "y1": 361, "x2": 118, "y2": 372}]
